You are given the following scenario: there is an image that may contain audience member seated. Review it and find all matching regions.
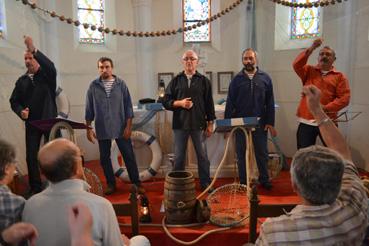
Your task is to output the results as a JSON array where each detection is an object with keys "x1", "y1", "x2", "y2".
[
  {"x1": 0, "y1": 139, "x2": 26, "y2": 231},
  {"x1": 256, "y1": 85, "x2": 368, "y2": 245},
  {"x1": 22, "y1": 138, "x2": 150, "y2": 246}
]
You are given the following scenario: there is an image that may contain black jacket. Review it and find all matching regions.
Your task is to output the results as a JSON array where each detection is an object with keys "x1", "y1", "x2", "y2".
[
  {"x1": 9, "y1": 50, "x2": 57, "y2": 124},
  {"x1": 162, "y1": 71, "x2": 215, "y2": 130}
]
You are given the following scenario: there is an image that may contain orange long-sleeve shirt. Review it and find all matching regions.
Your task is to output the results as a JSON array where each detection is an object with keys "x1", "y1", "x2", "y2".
[{"x1": 293, "y1": 49, "x2": 350, "y2": 121}]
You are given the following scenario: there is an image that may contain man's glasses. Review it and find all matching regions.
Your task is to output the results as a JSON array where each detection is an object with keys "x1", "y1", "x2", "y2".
[{"x1": 183, "y1": 57, "x2": 198, "y2": 61}]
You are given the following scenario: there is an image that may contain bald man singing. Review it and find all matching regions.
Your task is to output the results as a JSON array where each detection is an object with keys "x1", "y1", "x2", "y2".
[{"x1": 162, "y1": 50, "x2": 215, "y2": 192}]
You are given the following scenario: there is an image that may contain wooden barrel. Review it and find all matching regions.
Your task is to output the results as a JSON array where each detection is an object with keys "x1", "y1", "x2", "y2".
[{"x1": 164, "y1": 171, "x2": 196, "y2": 224}]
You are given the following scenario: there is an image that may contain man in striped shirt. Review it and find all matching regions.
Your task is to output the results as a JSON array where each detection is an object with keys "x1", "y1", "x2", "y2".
[
  {"x1": 85, "y1": 57, "x2": 142, "y2": 195},
  {"x1": 256, "y1": 85, "x2": 368, "y2": 245}
]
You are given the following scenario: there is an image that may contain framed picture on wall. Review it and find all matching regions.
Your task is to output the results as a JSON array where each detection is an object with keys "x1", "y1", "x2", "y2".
[
  {"x1": 158, "y1": 73, "x2": 174, "y2": 89},
  {"x1": 205, "y1": 71, "x2": 213, "y2": 83},
  {"x1": 217, "y1": 71, "x2": 233, "y2": 94}
]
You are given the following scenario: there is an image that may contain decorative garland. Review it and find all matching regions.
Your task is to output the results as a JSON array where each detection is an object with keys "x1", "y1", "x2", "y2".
[
  {"x1": 269, "y1": 0, "x2": 348, "y2": 8},
  {"x1": 16, "y1": 0, "x2": 246, "y2": 38}
]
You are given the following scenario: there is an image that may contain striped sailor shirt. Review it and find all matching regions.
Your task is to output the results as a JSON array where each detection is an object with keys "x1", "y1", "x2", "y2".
[
  {"x1": 102, "y1": 79, "x2": 115, "y2": 97},
  {"x1": 256, "y1": 161, "x2": 368, "y2": 245}
]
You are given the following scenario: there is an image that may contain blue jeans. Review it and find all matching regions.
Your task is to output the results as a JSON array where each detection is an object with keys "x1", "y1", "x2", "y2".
[
  {"x1": 98, "y1": 138, "x2": 140, "y2": 187},
  {"x1": 173, "y1": 129, "x2": 211, "y2": 188},
  {"x1": 235, "y1": 127, "x2": 269, "y2": 185},
  {"x1": 296, "y1": 123, "x2": 326, "y2": 149}
]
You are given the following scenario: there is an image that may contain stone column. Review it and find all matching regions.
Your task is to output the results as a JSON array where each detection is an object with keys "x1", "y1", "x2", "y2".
[{"x1": 132, "y1": 0, "x2": 155, "y2": 99}]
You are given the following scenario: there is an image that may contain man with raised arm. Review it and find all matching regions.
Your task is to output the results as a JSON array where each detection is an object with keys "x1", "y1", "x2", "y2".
[
  {"x1": 293, "y1": 38, "x2": 350, "y2": 149},
  {"x1": 256, "y1": 85, "x2": 368, "y2": 245},
  {"x1": 9, "y1": 36, "x2": 57, "y2": 196}
]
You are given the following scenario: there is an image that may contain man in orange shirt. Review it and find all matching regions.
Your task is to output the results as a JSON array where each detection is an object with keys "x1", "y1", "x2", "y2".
[{"x1": 293, "y1": 38, "x2": 350, "y2": 149}]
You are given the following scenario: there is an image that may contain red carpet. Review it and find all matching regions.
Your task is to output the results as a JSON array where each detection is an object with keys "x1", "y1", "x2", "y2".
[{"x1": 84, "y1": 160, "x2": 301, "y2": 246}]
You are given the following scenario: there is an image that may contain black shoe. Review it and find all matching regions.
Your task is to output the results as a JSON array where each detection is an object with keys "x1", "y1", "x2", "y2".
[
  {"x1": 104, "y1": 185, "x2": 116, "y2": 195},
  {"x1": 207, "y1": 187, "x2": 215, "y2": 194},
  {"x1": 134, "y1": 184, "x2": 146, "y2": 195},
  {"x1": 261, "y1": 182, "x2": 273, "y2": 190}
]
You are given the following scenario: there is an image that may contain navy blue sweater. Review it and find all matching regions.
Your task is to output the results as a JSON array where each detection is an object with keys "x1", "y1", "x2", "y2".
[{"x1": 224, "y1": 68, "x2": 275, "y2": 126}]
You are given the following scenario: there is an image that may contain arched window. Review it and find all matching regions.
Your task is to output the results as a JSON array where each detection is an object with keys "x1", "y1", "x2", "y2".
[
  {"x1": 183, "y1": 0, "x2": 211, "y2": 43},
  {"x1": 0, "y1": 5, "x2": 4, "y2": 38},
  {"x1": 291, "y1": 0, "x2": 321, "y2": 40},
  {"x1": 77, "y1": 0, "x2": 105, "y2": 44}
]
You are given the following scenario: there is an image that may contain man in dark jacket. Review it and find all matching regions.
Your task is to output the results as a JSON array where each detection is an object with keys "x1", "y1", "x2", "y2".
[
  {"x1": 9, "y1": 36, "x2": 57, "y2": 195},
  {"x1": 225, "y1": 48, "x2": 276, "y2": 190},
  {"x1": 162, "y1": 50, "x2": 215, "y2": 191}
]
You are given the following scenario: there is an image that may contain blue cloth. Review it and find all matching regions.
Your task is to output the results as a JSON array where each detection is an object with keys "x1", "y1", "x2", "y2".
[
  {"x1": 225, "y1": 68, "x2": 275, "y2": 185},
  {"x1": 214, "y1": 117, "x2": 258, "y2": 132},
  {"x1": 85, "y1": 76, "x2": 134, "y2": 140},
  {"x1": 173, "y1": 129, "x2": 211, "y2": 188},
  {"x1": 224, "y1": 68, "x2": 275, "y2": 126}
]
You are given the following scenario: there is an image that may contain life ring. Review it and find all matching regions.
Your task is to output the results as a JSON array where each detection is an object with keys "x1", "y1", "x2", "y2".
[
  {"x1": 111, "y1": 131, "x2": 162, "y2": 182},
  {"x1": 55, "y1": 86, "x2": 70, "y2": 119}
]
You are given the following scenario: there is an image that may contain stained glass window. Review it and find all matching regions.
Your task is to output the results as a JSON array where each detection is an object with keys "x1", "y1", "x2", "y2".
[
  {"x1": 0, "y1": 5, "x2": 3, "y2": 38},
  {"x1": 291, "y1": 0, "x2": 321, "y2": 40},
  {"x1": 77, "y1": 0, "x2": 105, "y2": 44},
  {"x1": 183, "y1": 0, "x2": 211, "y2": 43}
]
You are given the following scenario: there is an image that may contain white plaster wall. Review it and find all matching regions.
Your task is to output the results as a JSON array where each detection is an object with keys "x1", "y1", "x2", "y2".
[{"x1": 1, "y1": 0, "x2": 369, "y2": 174}]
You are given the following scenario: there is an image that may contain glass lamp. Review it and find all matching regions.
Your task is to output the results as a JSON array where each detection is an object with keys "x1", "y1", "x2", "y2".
[
  {"x1": 157, "y1": 80, "x2": 165, "y2": 102},
  {"x1": 139, "y1": 195, "x2": 152, "y2": 223}
]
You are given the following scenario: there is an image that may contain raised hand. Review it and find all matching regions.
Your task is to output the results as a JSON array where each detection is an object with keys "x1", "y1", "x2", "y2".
[
  {"x1": 1, "y1": 222, "x2": 38, "y2": 246},
  {"x1": 24, "y1": 35, "x2": 36, "y2": 53},
  {"x1": 68, "y1": 203, "x2": 93, "y2": 246},
  {"x1": 311, "y1": 38, "x2": 323, "y2": 50},
  {"x1": 302, "y1": 85, "x2": 322, "y2": 116}
]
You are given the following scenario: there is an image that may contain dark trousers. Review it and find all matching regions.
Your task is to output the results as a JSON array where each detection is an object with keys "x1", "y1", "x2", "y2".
[
  {"x1": 25, "y1": 125, "x2": 49, "y2": 192},
  {"x1": 296, "y1": 123, "x2": 326, "y2": 149},
  {"x1": 235, "y1": 127, "x2": 269, "y2": 185},
  {"x1": 98, "y1": 138, "x2": 140, "y2": 187},
  {"x1": 173, "y1": 129, "x2": 211, "y2": 188}
]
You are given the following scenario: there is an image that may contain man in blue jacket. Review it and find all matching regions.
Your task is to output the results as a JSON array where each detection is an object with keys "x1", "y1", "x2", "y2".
[
  {"x1": 85, "y1": 57, "x2": 142, "y2": 195},
  {"x1": 225, "y1": 48, "x2": 276, "y2": 190}
]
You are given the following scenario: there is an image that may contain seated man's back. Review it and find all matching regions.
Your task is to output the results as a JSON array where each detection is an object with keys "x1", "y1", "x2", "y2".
[
  {"x1": 257, "y1": 161, "x2": 368, "y2": 245},
  {"x1": 23, "y1": 179, "x2": 124, "y2": 246}
]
